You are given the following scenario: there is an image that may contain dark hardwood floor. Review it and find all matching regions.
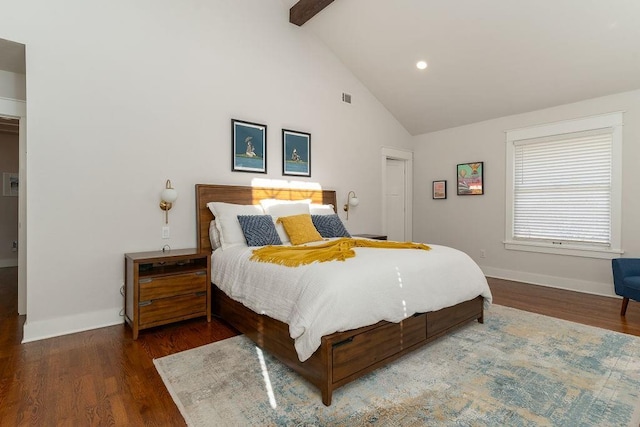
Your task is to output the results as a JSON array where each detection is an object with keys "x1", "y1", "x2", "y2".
[
  {"x1": 1, "y1": 267, "x2": 638, "y2": 425},
  {"x1": 489, "y1": 277, "x2": 640, "y2": 336}
]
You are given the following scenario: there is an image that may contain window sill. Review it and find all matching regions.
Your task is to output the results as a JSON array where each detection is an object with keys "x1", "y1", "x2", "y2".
[{"x1": 504, "y1": 240, "x2": 623, "y2": 259}]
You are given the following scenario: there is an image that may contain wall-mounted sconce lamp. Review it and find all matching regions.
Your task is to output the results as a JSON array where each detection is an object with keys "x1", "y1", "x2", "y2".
[
  {"x1": 159, "y1": 179, "x2": 178, "y2": 224},
  {"x1": 343, "y1": 190, "x2": 359, "y2": 220}
]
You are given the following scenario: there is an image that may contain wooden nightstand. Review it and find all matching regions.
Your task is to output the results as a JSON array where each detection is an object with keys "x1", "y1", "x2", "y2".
[
  {"x1": 124, "y1": 248, "x2": 211, "y2": 339},
  {"x1": 353, "y1": 234, "x2": 388, "y2": 240}
]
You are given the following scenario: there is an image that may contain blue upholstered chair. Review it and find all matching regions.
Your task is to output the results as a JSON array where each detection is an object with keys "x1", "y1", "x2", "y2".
[{"x1": 612, "y1": 258, "x2": 640, "y2": 315}]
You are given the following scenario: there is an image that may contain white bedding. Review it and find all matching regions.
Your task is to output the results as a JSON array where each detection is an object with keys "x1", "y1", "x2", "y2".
[{"x1": 211, "y1": 239, "x2": 492, "y2": 362}]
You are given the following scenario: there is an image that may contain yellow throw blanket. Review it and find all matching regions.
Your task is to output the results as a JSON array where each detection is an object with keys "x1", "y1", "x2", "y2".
[{"x1": 250, "y1": 237, "x2": 430, "y2": 267}]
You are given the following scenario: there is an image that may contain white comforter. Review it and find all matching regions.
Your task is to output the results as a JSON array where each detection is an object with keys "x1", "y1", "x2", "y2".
[{"x1": 212, "y1": 239, "x2": 492, "y2": 361}]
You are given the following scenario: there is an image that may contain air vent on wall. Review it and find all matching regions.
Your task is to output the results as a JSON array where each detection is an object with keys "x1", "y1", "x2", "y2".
[{"x1": 342, "y1": 93, "x2": 352, "y2": 104}]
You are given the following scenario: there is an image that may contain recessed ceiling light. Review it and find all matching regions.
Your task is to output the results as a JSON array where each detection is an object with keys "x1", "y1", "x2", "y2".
[{"x1": 416, "y1": 61, "x2": 428, "y2": 70}]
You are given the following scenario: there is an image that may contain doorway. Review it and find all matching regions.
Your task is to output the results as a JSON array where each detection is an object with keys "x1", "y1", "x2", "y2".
[
  {"x1": 0, "y1": 38, "x2": 27, "y2": 319},
  {"x1": 0, "y1": 117, "x2": 19, "y2": 319},
  {"x1": 0, "y1": 116, "x2": 19, "y2": 318},
  {"x1": 381, "y1": 147, "x2": 413, "y2": 241}
]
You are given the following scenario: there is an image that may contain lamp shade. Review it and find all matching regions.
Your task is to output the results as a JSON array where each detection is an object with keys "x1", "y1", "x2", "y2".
[
  {"x1": 161, "y1": 187, "x2": 178, "y2": 203},
  {"x1": 349, "y1": 196, "x2": 359, "y2": 207}
]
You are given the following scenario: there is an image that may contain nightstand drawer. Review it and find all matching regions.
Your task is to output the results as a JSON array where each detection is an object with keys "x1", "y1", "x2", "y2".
[
  {"x1": 139, "y1": 293, "x2": 207, "y2": 327},
  {"x1": 139, "y1": 271, "x2": 207, "y2": 301}
]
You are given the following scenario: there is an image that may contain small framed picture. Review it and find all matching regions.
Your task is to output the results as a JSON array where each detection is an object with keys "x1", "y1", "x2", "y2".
[
  {"x1": 457, "y1": 162, "x2": 484, "y2": 195},
  {"x1": 232, "y1": 119, "x2": 267, "y2": 173},
  {"x1": 282, "y1": 129, "x2": 311, "y2": 177},
  {"x1": 432, "y1": 180, "x2": 447, "y2": 199}
]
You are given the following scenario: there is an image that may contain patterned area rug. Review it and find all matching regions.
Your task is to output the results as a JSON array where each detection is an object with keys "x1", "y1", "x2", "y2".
[{"x1": 154, "y1": 305, "x2": 640, "y2": 426}]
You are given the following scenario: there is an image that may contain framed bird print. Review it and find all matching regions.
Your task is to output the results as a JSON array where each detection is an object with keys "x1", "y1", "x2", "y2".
[
  {"x1": 232, "y1": 119, "x2": 267, "y2": 173},
  {"x1": 282, "y1": 129, "x2": 311, "y2": 177}
]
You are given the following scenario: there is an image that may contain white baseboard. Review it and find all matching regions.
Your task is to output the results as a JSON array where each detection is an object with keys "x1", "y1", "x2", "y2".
[
  {"x1": 0, "y1": 258, "x2": 18, "y2": 268},
  {"x1": 22, "y1": 308, "x2": 124, "y2": 343},
  {"x1": 480, "y1": 265, "x2": 616, "y2": 298}
]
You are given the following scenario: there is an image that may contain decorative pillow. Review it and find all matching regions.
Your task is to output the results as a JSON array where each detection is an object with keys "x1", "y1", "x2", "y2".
[
  {"x1": 312, "y1": 214, "x2": 351, "y2": 238},
  {"x1": 237, "y1": 215, "x2": 282, "y2": 247},
  {"x1": 209, "y1": 220, "x2": 222, "y2": 250},
  {"x1": 262, "y1": 202, "x2": 311, "y2": 244},
  {"x1": 277, "y1": 214, "x2": 324, "y2": 245},
  {"x1": 309, "y1": 204, "x2": 335, "y2": 215},
  {"x1": 207, "y1": 202, "x2": 265, "y2": 249}
]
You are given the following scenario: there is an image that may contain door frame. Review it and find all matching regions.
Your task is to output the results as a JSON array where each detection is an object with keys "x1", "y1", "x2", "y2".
[
  {"x1": 0, "y1": 96, "x2": 26, "y2": 315},
  {"x1": 381, "y1": 147, "x2": 413, "y2": 241}
]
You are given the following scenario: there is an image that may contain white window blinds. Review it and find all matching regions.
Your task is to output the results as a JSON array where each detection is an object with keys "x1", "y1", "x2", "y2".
[{"x1": 513, "y1": 129, "x2": 612, "y2": 247}]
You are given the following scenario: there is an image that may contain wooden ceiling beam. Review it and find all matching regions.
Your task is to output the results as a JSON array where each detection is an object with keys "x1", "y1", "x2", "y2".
[{"x1": 290, "y1": 0, "x2": 335, "y2": 26}]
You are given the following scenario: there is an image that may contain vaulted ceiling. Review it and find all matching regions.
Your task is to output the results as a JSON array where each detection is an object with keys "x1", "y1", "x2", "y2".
[{"x1": 286, "y1": 0, "x2": 640, "y2": 135}]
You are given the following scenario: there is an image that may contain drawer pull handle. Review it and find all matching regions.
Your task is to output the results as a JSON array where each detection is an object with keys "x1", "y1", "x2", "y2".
[
  {"x1": 195, "y1": 291, "x2": 207, "y2": 297},
  {"x1": 195, "y1": 271, "x2": 207, "y2": 276},
  {"x1": 333, "y1": 337, "x2": 354, "y2": 348},
  {"x1": 139, "y1": 300, "x2": 152, "y2": 307},
  {"x1": 139, "y1": 278, "x2": 153, "y2": 284}
]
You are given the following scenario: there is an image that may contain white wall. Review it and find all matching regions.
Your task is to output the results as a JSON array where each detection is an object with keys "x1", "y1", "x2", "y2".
[
  {"x1": 0, "y1": 0, "x2": 411, "y2": 341},
  {"x1": 413, "y1": 89, "x2": 640, "y2": 297}
]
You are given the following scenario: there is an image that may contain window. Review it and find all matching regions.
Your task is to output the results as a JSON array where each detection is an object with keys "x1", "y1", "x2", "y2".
[{"x1": 505, "y1": 112, "x2": 623, "y2": 259}]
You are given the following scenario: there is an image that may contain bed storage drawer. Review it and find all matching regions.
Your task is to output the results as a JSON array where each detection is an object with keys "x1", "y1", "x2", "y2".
[
  {"x1": 139, "y1": 293, "x2": 207, "y2": 327},
  {"x1": 427, "y1": 296, "x2": 483, "y2": 339},
  {"x1": 331, "y1": 313, "x2": 426, "y2": 382},
  {"x1": 139, "y1": 271, "x2": 207, "y2": 301}
]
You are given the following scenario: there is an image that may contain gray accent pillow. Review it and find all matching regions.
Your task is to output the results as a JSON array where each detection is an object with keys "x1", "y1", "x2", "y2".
[
  {"x1": 237, "y1": 215, "x2": 282, "y2": 247},
  {"x1": 311, "y1": 214, "x2": 351, "y2": 238}
]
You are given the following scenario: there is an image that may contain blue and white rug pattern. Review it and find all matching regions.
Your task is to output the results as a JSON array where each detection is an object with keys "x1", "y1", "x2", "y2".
[{"x1": 155, "y1": 305, "x2": 640, "y2": 426}]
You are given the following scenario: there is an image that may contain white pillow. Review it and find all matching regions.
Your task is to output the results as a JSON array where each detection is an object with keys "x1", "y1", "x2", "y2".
[
  {"x1": 262, "y1": 202, "x2": 311, "y2": 244},
  {"x1": 207, "y1": 202, "x2": 265, "y2": 249},
  {"x1": 209, "y1": 220, "x2": 222, "y2": 250},
  {"x1": 259, "y1": 198, "x2": 311, "y2": 210},
  {"x1": 310, "y1": 203, "x2": 335, "y2": 215}
]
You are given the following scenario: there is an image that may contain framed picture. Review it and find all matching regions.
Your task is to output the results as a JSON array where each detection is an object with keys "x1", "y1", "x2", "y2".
[
  {"x1": 432, "y1": 180, "x2": 447, "y2": 199},
  {"x1": 2, "y1": 172, "x2": 18, "y2": 197},
  {"x1": 282, "y1": 129, "x2": 311, "y2": 177},
  {"x1": 232, "y1": 119, "x2": 267, "y2": 173},
  {"x1": 457, "y1": 162, "x2": 484, "y2": 195}
]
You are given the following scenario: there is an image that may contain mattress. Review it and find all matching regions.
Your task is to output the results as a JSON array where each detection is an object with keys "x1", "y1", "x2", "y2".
[{"x1": 212, "y1": 239, "x2": 492, "y2": 361}]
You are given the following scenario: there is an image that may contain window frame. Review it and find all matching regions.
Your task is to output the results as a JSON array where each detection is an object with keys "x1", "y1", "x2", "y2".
[{"x1": 504, "y1": 112, "x2": 623, "y2": 259}]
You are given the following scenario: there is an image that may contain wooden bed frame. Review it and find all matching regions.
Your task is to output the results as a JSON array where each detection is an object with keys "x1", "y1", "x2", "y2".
[{"x1": 196, "y1": 184, "x2": 484, "y2": 406}]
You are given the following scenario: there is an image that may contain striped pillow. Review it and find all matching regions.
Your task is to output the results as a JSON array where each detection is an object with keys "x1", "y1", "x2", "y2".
[{"x1": 237, "y1": 215, "x2": 282, "y2": 247}]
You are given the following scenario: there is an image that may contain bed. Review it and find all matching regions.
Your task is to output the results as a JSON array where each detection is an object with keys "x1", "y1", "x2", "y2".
[{"x1": 196, "y1": 183, "x2": 491, "y2": 406}]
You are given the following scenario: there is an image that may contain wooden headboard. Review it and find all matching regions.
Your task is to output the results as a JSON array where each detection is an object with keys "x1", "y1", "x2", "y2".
[{"x1": 196, "y1": 184, "x2": 338, "y2": 252}]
